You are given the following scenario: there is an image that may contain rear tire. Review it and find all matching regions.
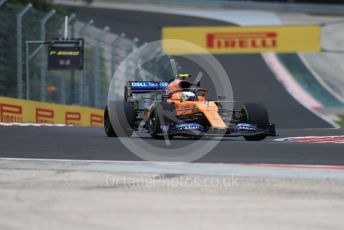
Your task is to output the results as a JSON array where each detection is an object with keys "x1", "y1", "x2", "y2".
[
  {"x1": 240, "y1": 103, "x2": 269, "y2": 141},
  {"x1": 104, "y1": 106, "x2": 116, "y2": 137},
  {"x1": 106, "y1": 101, "x2": 135, "y2": 137}
]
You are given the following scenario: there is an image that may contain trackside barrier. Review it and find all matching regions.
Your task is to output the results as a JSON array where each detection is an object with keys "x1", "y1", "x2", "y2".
[
  {"x1": 0, "y1": 3, "x2": 177, "y2": 108},
  {"x1": 0, "y1": 96, "x2": 103, "y2": 126}
]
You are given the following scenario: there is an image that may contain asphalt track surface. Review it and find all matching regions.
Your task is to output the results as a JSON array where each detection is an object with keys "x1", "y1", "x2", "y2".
[
  {"x1": 0, "y1": 126, "x2": 344, "y2": 165},
  {"x1": 1, "y1": 7, "x2": 343, "y2": 165}
]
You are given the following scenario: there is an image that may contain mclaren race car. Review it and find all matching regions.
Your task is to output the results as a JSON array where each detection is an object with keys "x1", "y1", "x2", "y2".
[{"x1": 104, "y1": 74, "x2": 276, "y2": 141}]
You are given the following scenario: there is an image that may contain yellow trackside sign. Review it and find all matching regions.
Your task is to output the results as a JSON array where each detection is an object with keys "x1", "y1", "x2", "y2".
[
  {"x1": 0, "y1": 96, "x2": 103, "y2": 127},
  {"x1": 162, "y1": 26, "x2": 320, "y2": 54}
]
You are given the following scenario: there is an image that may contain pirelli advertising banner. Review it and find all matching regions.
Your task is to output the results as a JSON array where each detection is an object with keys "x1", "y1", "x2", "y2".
[
  {"x1": 162, "y1": 26, "x2": 320, "y2": 54},
  {"x1": 0, "y1": 97, "x2": 103, "y2": 127}
]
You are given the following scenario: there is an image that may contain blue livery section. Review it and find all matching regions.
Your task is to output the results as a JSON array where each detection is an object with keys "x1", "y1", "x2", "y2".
[
  {"x1": 169, "y1": 123, "x2": 205, "y2": 136},
  {"x1": 235, "y1": 123, "x2": 257, "y2": 132},
  {"x1": 170, "y1": 123, "x2": 205, "y2": 132},
  {"x1": 129, "y1": 81, "x2": 169, "y2": 92}
]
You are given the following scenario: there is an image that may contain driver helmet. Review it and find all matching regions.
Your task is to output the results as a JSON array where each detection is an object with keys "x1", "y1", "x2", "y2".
[{"x1": 181, "y1": 92, "x2": 196, "y2": 101}]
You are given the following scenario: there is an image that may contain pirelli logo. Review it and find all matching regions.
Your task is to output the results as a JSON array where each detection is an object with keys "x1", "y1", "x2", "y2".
[
  {"x1": 206, "y1": 32, "x2": 277, "y2": 49},
  {"x1": 90, "y1": 114, "x2": 103, "y2": 126},
  {"x1": 36, "y1": 108, "x2": 54, "y2": 124},
  {"x1": 0, "y1": 104, "x2": 23, "y2": 123},
  {"x1": 162, "y1": 26, "x2": 320, "y2": 54},
  {"x1": 65, "y1": 112, "x2": 82, "y2": 126}
]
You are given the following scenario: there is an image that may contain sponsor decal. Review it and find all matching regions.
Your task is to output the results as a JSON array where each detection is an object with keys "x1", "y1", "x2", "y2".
[
  {"x1": 159, "y1": 81, "x2": 169, "y2": 89},
  {"x1": 90, "y1": 113, "x2": 103, "y2": 126},
  {"x1": 236, "y1": 123, "x2": 257, "y2": 132},
  {"x1": 131, "y1": 81, "x2": 169, "y2": 90},
  {"x1": 162, "y1": 25, "x2": 320, "y2": 54},
  {"x1": 131, "y1": 81, "x2": 157, "y2": 89},
  {"x1": 274, "y1": 136, "x2": 344, "y2": 144},
  {"x1": 174, "y1": 123, "x2": 203, "y2": 131},
  {"x1": 0, "y1": 104, "x2": 23, "y2": 123},
  {"x1": 65, "y1": 112, "x2": 81, "y2": 126},
  {"x1": 206, "y1": 32, "x2": 277, "y2": 49},
  {"x1": 36, "y1": 108, "x2": 54, "y2": 124}
]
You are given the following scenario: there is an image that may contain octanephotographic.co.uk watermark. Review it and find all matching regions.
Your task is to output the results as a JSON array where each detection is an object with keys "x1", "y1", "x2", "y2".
[{"x1": 105, "y1": 174, "x2": 240, "y2": 189}]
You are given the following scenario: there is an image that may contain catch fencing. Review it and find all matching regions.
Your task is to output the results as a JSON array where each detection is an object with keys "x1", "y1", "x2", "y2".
[{"x1": 0, "y1": 1, "x2": 177, "y2": 109}]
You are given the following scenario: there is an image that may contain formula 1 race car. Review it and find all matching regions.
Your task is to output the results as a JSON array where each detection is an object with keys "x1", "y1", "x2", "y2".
[{"x1": 104, "y1": 74, "x2": 276, "y2": 141}]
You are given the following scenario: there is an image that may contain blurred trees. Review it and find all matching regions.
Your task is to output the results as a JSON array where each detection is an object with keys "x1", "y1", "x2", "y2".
[{"x1": 7, "y1": 0, "x2": 69, "y2": 14}]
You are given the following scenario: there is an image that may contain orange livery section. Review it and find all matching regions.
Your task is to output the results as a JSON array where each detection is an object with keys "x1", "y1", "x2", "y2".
[{"x1": 165, "y1": 79, "x2": 227, "y2": 129}]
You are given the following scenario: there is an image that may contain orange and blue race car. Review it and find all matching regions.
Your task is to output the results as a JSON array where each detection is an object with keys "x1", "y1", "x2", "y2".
[{"x1": 104, "y1": 74, "x2": 276, "y2": 141}]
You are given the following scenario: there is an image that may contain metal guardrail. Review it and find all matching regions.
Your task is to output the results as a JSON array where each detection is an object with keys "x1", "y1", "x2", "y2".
[{"x1": 0, "y1": 1, "x2": 177, "y2": 109}]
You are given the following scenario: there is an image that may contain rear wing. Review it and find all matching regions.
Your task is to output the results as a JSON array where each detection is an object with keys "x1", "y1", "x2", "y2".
[{"x1": 125, "y1": 81, "x2": 170, "y2": 99}]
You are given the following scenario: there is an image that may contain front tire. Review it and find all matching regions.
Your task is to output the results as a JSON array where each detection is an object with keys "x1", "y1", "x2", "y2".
[
  {"x1": 240, "y1": 103, "x2": 269, "y2": 141},
  {"x1": 148, "y1": 111, "x2": 163, "y2": 139},
  {"x1": 148, "y1": 111, "x2": 173, "y2": 140}
]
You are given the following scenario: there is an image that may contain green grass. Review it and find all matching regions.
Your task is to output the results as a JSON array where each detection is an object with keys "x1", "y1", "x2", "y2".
[
  {"x1": 8, "y1": 0, "x2": 68, "y2": 15},
  {"x1": 277, "y1": 54, "x2": 344, "y2": 108},
  {"x1": 307, "y1": 12, "x2": 344, "y2": 17},
  {"x1": 337, "y1": 115, "x2": 344, "y2": 128}
]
